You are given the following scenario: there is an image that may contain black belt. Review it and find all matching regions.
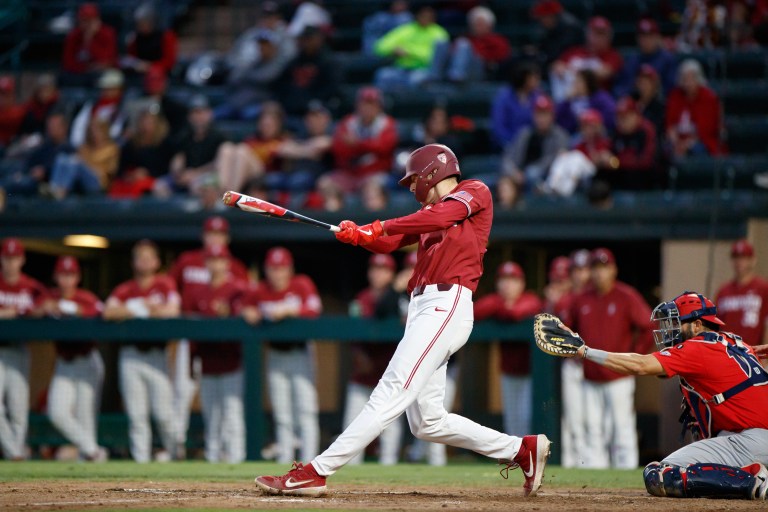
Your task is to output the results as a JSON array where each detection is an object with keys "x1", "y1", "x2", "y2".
[{"x1": 412, "y1": 283, "x2": 454, "y2": 296}]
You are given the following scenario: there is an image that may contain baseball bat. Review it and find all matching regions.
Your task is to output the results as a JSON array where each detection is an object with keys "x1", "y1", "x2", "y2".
[{"x1": 222, "y1": 191, "x2": 341, "y2": 233}]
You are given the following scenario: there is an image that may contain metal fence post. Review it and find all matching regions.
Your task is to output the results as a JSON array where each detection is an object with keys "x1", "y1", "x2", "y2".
[{"x1": 243, "y1": 327, "x2": 264, "y2": 460}]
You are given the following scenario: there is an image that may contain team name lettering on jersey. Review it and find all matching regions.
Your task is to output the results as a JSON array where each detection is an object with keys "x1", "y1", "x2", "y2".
[
  {"x1": 719, "y1": 293, "x2": 763, "y2": 328},
  {"x1": 259, "y1": 294, "x2": 303, "y2": 316},
  {"x1": 0, "y1": 290, "x2": 34, "y2": 312},
  {"x1": 182, "y1": 266, "x2": 211, "y2": 285}
]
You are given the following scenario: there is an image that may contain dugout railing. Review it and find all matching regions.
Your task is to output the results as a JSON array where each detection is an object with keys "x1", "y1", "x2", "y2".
[{"x1": 0, "y1": 317, "x2": 557, "y2": 462}]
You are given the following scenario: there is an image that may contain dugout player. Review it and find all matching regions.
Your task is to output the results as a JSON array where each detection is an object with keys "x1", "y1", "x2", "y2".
[
  {"x1": 103, "y1": 239, "x2": 180, "y2": 462},
  {"x1": 568, "y1": 248, "x2": 652, "y2": 469},
  {"x1": 168, "y1": 216, "x2": 248, "y2": 457},
  {"x1": 475, "y1": 261, "x2": 544, "y2": 437},
  {"x1": 565, "y1": 291, "x2": 768, "y2": 500},
  {"x1": 345, "y1": 253, "x2": 403, "y2": 465},
  {"x1": 716, "y1": 239, "x2": 768, "y2": 346},
  {"x1": 241, "y1": 247, "x2": 322, "y2": 464},
  {"x1": 255, "y1": 143, "x2": 550, "y2": 497},
  {"x1": 186, "y1": 244, "x2": 247, "y2": 463},
  {"x1": 0, "y1": 238, "x2": 47, "y2": 460},
  {"x1": 44, "y1": 256, "x2": 107, "y2": 461}
]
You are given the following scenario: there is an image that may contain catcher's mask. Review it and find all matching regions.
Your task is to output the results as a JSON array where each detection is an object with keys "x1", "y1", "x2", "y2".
[{"x1": 650, "y1": 291, "x2": 724, "y2": 350}]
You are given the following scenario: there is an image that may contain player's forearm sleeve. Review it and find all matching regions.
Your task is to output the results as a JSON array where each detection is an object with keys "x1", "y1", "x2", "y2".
[
  {"x1": 364, "y1": 233, "x2": 419, "y2": 253},
  {"x1": 385, "y1": 200, "x2": 468, "y2": 235}
]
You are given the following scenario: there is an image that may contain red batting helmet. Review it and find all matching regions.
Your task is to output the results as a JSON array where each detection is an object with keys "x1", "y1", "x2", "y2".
[{"x1": 399, "y1": 144, "x2": 461, "y2": 203}]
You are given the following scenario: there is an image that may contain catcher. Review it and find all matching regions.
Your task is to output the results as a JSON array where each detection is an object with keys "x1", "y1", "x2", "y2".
[{"x1": 534, "y1": 291, "x2": 768, "y2": 500}]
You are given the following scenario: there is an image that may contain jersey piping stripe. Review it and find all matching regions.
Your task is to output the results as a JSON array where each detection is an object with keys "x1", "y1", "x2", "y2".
[{"x1": 404, "y1": 286, "x2": 462, "y2": 390}]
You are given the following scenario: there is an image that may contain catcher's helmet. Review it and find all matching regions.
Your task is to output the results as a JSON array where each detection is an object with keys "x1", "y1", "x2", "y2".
[
  {"x1": 399, "y1": 144, "x2": 461, "y2": 203},
  {"x1": 650, "y1": 291, "x2": 725, "y2": 350}
]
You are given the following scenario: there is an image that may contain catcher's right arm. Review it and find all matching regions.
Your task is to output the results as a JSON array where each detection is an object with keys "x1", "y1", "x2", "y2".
[{"x1": 533, "y1": 313, "x2": 585, "y2": 357}]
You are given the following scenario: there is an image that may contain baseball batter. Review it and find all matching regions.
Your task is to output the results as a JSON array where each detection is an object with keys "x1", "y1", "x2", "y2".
[
  {"x1": 254, "y1": 143, "x2": 550, "y2": 497},
  {"x1": 45, "y1": 256, "x2": 106, "y2": 461},
  {"x1": 0, "y1": 238, "x2": 47, "y2": 460},
  {"x1": 103, "y1": 240, "x2": 180, "y2": 463},
  {"x1": 716, "y1": 239, "x2": 768, "y2": 346},
  {"x1": 546, "y1": 292, "x2": 768, "y2": 500}
]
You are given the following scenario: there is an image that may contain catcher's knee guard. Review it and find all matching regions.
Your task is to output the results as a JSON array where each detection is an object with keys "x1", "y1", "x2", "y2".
[{"x1": 644, "y1": 461, "x2": 757, "y2": 499}]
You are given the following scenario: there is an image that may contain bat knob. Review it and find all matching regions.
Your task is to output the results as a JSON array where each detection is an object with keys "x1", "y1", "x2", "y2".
[{"x1": 222, "y1": 191, "x2": 240, "y2": 206}]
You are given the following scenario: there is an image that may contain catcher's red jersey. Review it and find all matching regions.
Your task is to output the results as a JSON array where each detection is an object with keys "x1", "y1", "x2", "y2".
[
  {"x1": 652, "y1": 332, "x2": 768, "y2": 434},
  {"x1": 716, "y1": 276, "x2": 768, "y2": 345},
  {"x1": 169, "y1": 249, "x2": 248, "y2": 311},
  {"x1": 0, "y1": 273, "x2": 48, "y2": 316}
]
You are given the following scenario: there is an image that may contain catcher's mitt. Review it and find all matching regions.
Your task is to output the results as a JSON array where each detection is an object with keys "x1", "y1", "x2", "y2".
[{"x1": 533, "y1": 313, "x2": 585, "y2": 357}]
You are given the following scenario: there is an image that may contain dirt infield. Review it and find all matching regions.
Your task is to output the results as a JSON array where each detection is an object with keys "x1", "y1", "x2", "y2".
[{"x1": 3, "y1": 481, "x2": 767, "y2": 511}]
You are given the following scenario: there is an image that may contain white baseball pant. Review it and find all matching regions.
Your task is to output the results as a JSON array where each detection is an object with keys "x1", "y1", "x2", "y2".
[
  {"x1": 501, "y1": 374, "x2": 532, "y2": 438},
  {"x1": 267, "y1": 346, "x2": 320, "y2": 464},
  {"x1": 582, "y1": 376, "x2": 638, "y2": 469},
  {"x1": 560, "y1": 358, "x2": 586, "y2": 468},
  {"x1": 47, "y1": 350, "x2": 104, "y2": 457},
  {"x1": 118, "y1": 346, "x2": 177, "y2": 463},
  {"x1": 0, "y1": 345, "x2": 29, "y2": 459},
  {"x1": 313, "y1": 285, "x2": 523, "y2": 476},
  {"x1": 344, "y1": 382, "x2": 403, "y2": 465},
  {"x1": 407, "y1": 362, "x2": 458, "y2": 466},
  {"x1": 172, "y1": 340, "x2": 199, "y2": 449},
  {"x1": 200, "y1": 370, "x2": 245, "y2": 463}
]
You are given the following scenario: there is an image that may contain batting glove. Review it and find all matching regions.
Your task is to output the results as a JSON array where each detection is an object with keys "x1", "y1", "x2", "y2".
[
  {"x1": 335, "y1": 220, "x2": 360, "y2": 245},
  {"x1": 356, "y1": 220, "x2": 384, "y2": 245}
]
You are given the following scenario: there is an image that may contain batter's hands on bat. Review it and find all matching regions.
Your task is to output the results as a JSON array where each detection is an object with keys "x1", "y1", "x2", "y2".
[
  {"x1": 335, "y1": 220, "x2": 360, "y2": 245},
  {"x1": 335, "y1": 220, "x2": 384, "y2": 246}
]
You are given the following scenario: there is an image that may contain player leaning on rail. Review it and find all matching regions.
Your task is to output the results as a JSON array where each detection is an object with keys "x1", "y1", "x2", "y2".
[{"x1": 533, "y1": 292, "x2": 768, "y2": 500}]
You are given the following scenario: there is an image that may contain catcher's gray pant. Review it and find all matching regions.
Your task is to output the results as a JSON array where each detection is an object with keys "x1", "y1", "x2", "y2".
[
  {"x1": 200, "y1": 370, "x2": 245, "y2": 463},
  {"x1": 583, "y1": 377, "x2": 638, "y2": 469},
  {"x1": 267, "y1": 346, "x2": 319, "y2": 464},
  {"x1": 662, "y1": 428, "x2": 768, "y2": 468},
  {"x1": 47, "y1": 350, "x2": 104, "y2": 457},
  {"x1": 0, "y1": 345, "x2": 29, "y2": 459},
  {"x1": 344, "y1": 382, "x2": 404, "y2": 465},
  {"x1": 502, "y1": 374, "x2": 531, "y2": 438},
  {"x1": 560, "y1": 358, "x2": 586, "y2": 468},
  {"x1": 119, "y1": 346, "x2": 177, "y2": 463}
]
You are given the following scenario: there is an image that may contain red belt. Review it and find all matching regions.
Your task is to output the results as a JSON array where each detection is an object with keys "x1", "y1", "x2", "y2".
[{"x1": 412, "y1": 283, "x2": 454, "y2": 296}]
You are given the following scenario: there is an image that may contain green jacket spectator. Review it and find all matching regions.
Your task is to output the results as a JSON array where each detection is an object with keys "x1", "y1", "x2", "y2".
[{"x1": 374, "y1": 6, "x2": 448, "y2": 69}]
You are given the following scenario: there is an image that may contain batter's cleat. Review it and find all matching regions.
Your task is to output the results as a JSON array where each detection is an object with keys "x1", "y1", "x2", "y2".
[
  {"x1": 254, "y1": 461, "x2": 327, "y2": 497},
  {"x1": 744, "y1": 463, "x2": 768, "y2": 500},
  {"x1": 499, "y1": 434, "x2": 551, "y2": 497}
]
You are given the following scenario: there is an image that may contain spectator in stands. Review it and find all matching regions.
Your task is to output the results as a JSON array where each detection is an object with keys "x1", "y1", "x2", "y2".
[
  {"x1": 44, "y1": 256, "x2": 106, "y2": 462},
  {"x1": 528, "y1": 0, "x2": 583, "y2": 68},
  {"x1": 318, "y1": 86, "x2": 398, "y2": 206},
  {"x1": 491, "y1": 61, "x2": 543, "y2": 149},
  {"x1": 241, "y1": 247, "x2": 323, "y2": 464},
  {"x1": 50, "y1": 118, "x2": 119, "y2": 199},
  {"x1": 631, "y1": 64, "x2": 666, "y2": 139},
  {"x1": 60, "y1": 3, "x2": 118, "y2": 87},
  {"x1": 495, "y1": 175, "x2": 521, "y2": 210},
  {"x1": 573, "y1": 110, "x2": 613, "y2": 167},
  {"x1": 1, "y1": 112, "x2": 73, "y2": 198},
  {"x1": 615, "y1": 18, "x2": 676, "y2": 97},
  {"x1": 665, "y1": 59, "x2": 725, "y2": 157},
  {"x1": 360, "y1": 178, "x2": 390, "y2": 211},
  {"x1": 275, "y1": 25, "x2": 339, "y2": 117},
  {"x1": 126, "y1": 67, "x2": 187, "y2": 135},
  {"x1": 0, "y1": 238, "x2": 47, "y2": 461},
  {"x1": 345, "y1": 254, "x2": 403, "y2": 465},
  {"x1": 555, "y1": 68, "x2": 616, "y2": 135},
  {"x1": 428, "y1": 6, "x2": 511, "y2": 83},
  {"x1": 362, "y1": 0, "x2": 413, "y2": 55},
  {"x1": 409, "y1": 105, "x2": 465, "y2": 156},
  {"x1": 374, "y1": 4, "x2": 449, "y2": 90},
  {"x1": 286, "y1": 1, "x2": 333, "y2": 38},
  {"x1": 110, "y1": 108, "x2": 173, "y2": 198},
  {"x1": 725, "y1": 1, "x2": 761, "y2": 48},
  {"x1": 103, "y1": 239, "x2": 180, "y2": 463},
  {"x1": 475, "y1": 261, "x2": 544, "y2": 437},
  {"x1": 167, "y1": 95, "x2": 227, "y2": 196},
  {"x1": 187, "y1": 245, "x2": 248, "y2": 463},
  {"x1": 502, "y1": 95, "x2": 569, "y2": 193},
  {"x1": 550, "y1": 16, "x2": 623, "y2": 102},
  {"x1": 605, "y1": 97, "x2": 658, "y2": 189},
  {"x1": 242, "y1": 102, "x2": 289, "y2": 190},
  {"x1": 14, "y1": 75, "x2": 60, "y2": 154},
  {"x1": 227, "y1": 1, "x2": 295, "y2": 78},
  {"x1": 752, "y1": 1, "x2": 768, "y2": 45},
  {"x1": 676, "y1": 0, "x2": 720, "y2": 51},
  {"x1": 70, "y1": 69, "x2": 127, "y2": 148},
  {"x1": 122, "y1": 3, "x2": 178, "y2": 80},
  {"x1": 0, "y1": 76, "x2": 24, "y2": 153}
]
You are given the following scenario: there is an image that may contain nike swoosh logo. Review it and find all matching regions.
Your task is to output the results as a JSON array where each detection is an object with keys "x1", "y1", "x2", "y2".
[
  {"x1": 285, "y1": 478, "x2": 314, "y2": 488},
  {"x1": 359, "y1": 229, "x2": 373, "y2": 236},
  {"x1": 435, "y1": 307, "x2": 448, "y2": 312},
  {"x1": 523, "y1": 452, "x2": 535, "y2": 478}
]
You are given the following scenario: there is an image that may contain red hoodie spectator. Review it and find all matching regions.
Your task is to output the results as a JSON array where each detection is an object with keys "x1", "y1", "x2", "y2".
[
  {"x1": 612, "y1": 97, "x2": 657, "y2": 172},
  {"x1": 62, "y1": 3, "x2": 118, "y2": 75},
  {"x1": 466, "y1": 6, "x2": 511, "y2": 65},
  {"x1": 554, "y1": 17, "x2": 623, "y2": 93},
  {"x1": 0, "y1": 77, "x2": 24, "y2": 146}
]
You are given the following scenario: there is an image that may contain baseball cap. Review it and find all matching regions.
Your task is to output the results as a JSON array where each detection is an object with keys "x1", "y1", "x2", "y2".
[
  {"x1": 533, "y1": 94, "x2": 554, "y2": 112},
  {"x1": 265, "y1": 247, "x2": 293, "y2": 267},
  {"x1": 616, "y1": 97, "x2": 639, "y2": 116},
  {"x1": 357, "y1": 86, "x2": 383, "y2": 105},
  {"x1": 579, "y1": 108, "x2": 603, "y2": 126},
  {"x1": 637, "y1": 18, "x2": 659, "y2": 34},
  {"x1": 205, "y1": 244, "x2": 231, "y2": 259},
  {"x1": 570, "y1": 249, "x2": 591, "y2": 268},
  {"x1": 189, "y1": 94, "x2": 210, "y2": 110},
  {"x1": 55, "y1": 255, "x2": 80, "y2": 274},
  {"x1": 530, "y1": 0, "x2": 563, "y2": 18},
  {"x1": 588, "y1": 16, "x2": 612, "y2": 33},
  {"x1": 1, "y1": 238, "x2": 24, "y2": 257},
  {"x1": 404, "y1": 252, "x2": 417, "y2": 268},
  {"x1": 637, "y1": 64, "x2": 659, "y2": 81},
  {"x1": 549, "y1": 256, "x2": 571, "y2": 282},
  {"x1": 369, "y1": 253, "x2": 396, "y2": 271},
  {"x1": 590, "y1": 247, "x2": 616, "y2": 266},
  {"x1": 78, "y1": 3, "x2": 100, "y2": 20},
  {"x1": 204, "y1": 216, "x2": 229, "y2": 233},
  {"x1": 0, "y1": 76, "x2": 15, "y2": 94},
  {"x1": 731, "y1": 239, "x2": 754, "y2": 258},
  {"x1": 97, "y1": 69, "x2": 124, "y2": 89},
  {"x1": 497, "y1": 261, "x2": 524, "y2": 279}
]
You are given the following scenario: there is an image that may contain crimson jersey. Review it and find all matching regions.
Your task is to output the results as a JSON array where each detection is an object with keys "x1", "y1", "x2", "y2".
[
  {"x1": 169, "y1": 248, "x2": 249, "y2": 312},
  {"x1": 49, "y1": 288, "x2": 103, "y2": 360},
  {"x1": 185, "y1": 278, "x2": 248, "y2": 375},
  {"x1": 366, "y1": 180, "x2": 492, "y2": 294},
  {"x1": 716, "y1": 276, "x2": 768, "y2": 345},
  {"x1": 350, "y1": 287, "x2": 398, "y2": 387},
  {"x1": 570, "y1": 281, "x2": 653, "y2": 382},
  {"x1": 0, "y1": 273, "x2": 48, "y2": 316},
  {"x1": 652, "y1": 332, "x2": 768, "y2": 435},
  {"x1": 474, "y1": 291, "x2": 543, "y2": 375}
]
